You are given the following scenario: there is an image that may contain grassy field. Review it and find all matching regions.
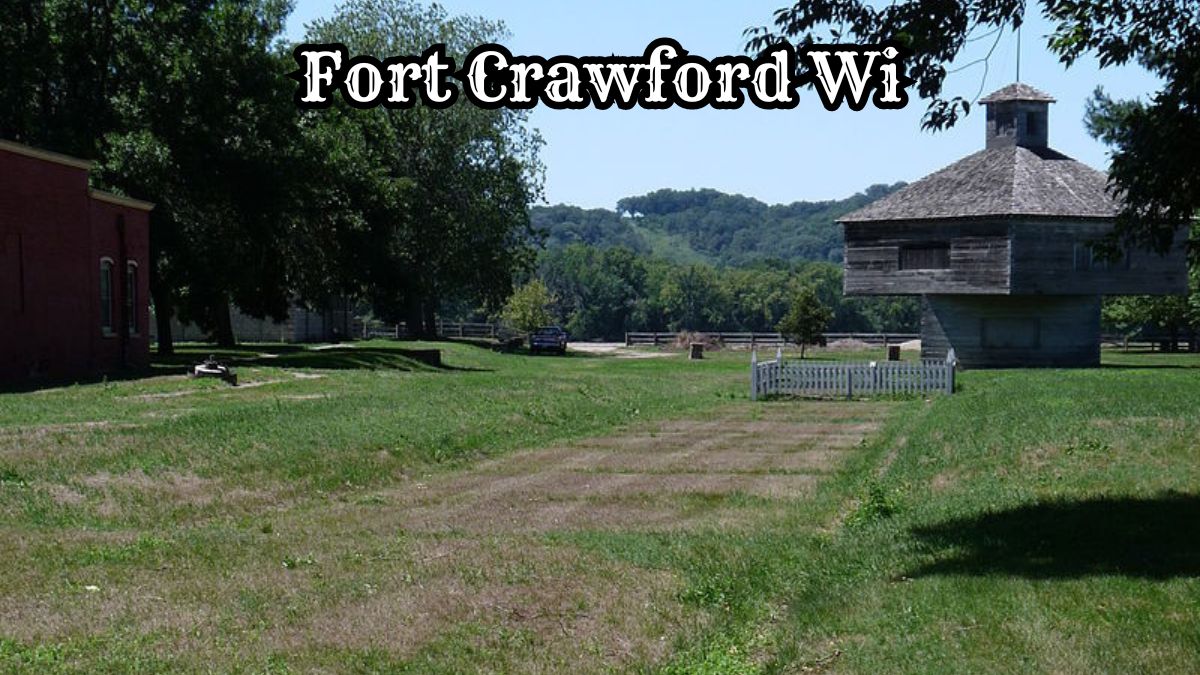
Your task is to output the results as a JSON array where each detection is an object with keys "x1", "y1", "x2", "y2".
[{"x1": 0, "y1": 341, "x2": 1197, "y2": 672}]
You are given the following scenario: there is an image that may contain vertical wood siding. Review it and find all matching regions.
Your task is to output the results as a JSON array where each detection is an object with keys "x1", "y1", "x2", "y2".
[
  {"x1": 1009, "y1": 220, "x2": 1189, "y2": 295},
  {"x1": 920, "y1": 294, "x2": 1101, "y2": 368}
]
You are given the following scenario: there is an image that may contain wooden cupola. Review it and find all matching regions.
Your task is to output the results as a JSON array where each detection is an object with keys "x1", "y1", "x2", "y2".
[{"x1": 980, "y1": 82, "x2": 1055, "y2": 150}]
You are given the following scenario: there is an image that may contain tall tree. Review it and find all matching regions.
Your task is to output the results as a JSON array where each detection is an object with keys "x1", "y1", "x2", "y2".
[
  {"x1": 660, "y1": 265, "x2": 731, "y2": 331},
  {"x1": 749, "y1": 1, "x2": 1199, "y2": 257},
  {"x1": 0, "y1": 0, "x2": 309, "y2": 351},
  {"x1": 103, "y1": 0, "x2": 305, "y2": 349},
  {"x1": 539, "y1": 245, "x2": 648, "y2": 340},
  {"x1": 303, "y1": 0, "x2": 544, "y2": 338},
  {"x1": 0, "y1": 0, "x2": 116, "y2": 155}
]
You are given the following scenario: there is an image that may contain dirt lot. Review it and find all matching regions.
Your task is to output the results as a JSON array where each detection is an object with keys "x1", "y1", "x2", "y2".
[{"x1": 568, "y1": 342, "x2": 674, "y2": 358}]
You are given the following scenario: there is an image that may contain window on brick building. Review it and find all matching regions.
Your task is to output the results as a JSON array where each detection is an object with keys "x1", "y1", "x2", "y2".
[
  {"x1": 100, "y1": 258, "x2": 114, "y2": 335},
  {"x1": 126, "y1": 261, "x2": 139, "y2": 335}
]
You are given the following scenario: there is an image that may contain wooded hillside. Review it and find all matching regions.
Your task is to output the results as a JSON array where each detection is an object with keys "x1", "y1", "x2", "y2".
[{"x1": 531, "y1": 184, "x2": 905, "y2": 266}]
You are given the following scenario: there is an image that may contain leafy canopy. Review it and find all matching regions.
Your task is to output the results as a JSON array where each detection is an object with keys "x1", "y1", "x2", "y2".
[
  {"x1": 502, "y1": 280, "x2": 557, "y2": 334},
  {"x1": 293, "y1": 0, "x2": 545, "y2": 338},
  {"x1": 532, "y1": 184, "x2": 903, "y2": 267}
]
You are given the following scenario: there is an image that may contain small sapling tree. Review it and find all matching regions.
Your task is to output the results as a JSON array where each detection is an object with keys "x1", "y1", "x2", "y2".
[
  {"x1": 502, "y1": 280, "x2": 556, "y2": 334},
  {"x1": 777, "y1": 286, "x2": 833, "y2": 359}
]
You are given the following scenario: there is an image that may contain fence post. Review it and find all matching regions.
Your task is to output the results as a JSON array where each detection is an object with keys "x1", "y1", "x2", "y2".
[
  {"x1": 750, "y1": 349, "x2": 759, "y2": 401},
  {"x1": 945, "y1": 348, "x2": 957, "y2": 394}
]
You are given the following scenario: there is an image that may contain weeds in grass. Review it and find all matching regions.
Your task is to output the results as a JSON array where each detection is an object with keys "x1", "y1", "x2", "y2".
[
  {"x1": 660, "y1": 635, "x2": 760, "y2": 675},
  {"x1": 281, "y1": 554, "x2": 318, "y2": 569},
  {"x1": 1063, "y1": 437, "x2": 1111, "y2": 455},
  {"x1": 845, "y1": 479, "x2": 900, "y2": 528},
  {"x1": 0, "y1": 638, "x2": 66, "y2": 669}
]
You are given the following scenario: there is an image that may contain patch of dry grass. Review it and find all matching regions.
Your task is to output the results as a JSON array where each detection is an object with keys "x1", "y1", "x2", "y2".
[
  {"x1": 0, "y1": 399, "x2": 884, "y2": 671},
  {"x1": 0, "y1": 343, "x2": 897, "y2": 671}
]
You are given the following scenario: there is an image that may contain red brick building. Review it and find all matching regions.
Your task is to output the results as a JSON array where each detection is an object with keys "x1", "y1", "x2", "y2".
[{"x1": 1, "y1": 139, "x2": 153, "y2": 383}]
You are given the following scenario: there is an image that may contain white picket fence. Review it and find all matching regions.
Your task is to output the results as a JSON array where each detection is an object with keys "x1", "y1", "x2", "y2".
[{"x1": 750, "y1": 349, "x2": 956, "y2": 400}]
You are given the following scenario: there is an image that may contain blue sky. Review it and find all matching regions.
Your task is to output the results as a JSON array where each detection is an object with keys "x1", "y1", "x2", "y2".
[{"x1": 286, "y1": 1, "x2": 1161, "y2": 209}]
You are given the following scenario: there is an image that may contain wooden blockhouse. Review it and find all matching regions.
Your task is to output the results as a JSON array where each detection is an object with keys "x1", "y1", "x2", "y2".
[{"x1": 839, "y1": 83, "x2": 1188, "y2": 368}]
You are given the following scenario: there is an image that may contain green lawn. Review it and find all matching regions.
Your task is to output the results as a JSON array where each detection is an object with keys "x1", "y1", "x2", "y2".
[
  {"x1": 0, "y1": 342, "x2": 749, "y2": 497},
  {"x1": 0, "y1": 342, "x2": 1198, "y2": 672},
  {"x1": 597, "y1": 349, "x2": 1200, "y2": 674}
]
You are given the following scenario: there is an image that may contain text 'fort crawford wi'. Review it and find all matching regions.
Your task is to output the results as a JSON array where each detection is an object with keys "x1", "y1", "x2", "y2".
[{"x1": 291, "y1": 38, "x2": 911, "y2": 112}]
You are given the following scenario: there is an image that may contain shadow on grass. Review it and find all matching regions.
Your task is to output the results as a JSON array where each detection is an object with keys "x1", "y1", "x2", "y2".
[
  {"x1": 907, "y1": 493, "x2": 1200, "y2": 580},
  {"x1": 161, "y1": 345, "x2": 489, "y2": 372},
  {"x1": 1099, "y1": 363, "x2": 1200, "y2": 370},
  {"x1": 0, "y1": 366, "x2": 189, "y2": 394},
  {"x1": 0, "y1": 344, "x2": 484, "y2": 393}
]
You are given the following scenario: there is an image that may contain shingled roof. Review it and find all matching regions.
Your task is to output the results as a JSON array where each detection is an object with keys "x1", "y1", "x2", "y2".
[
  {"x1": 840, "y1": 145, "x2": 1119, "y2": 223},
  {"x1": 978, "y1": 82, "x2": 1056, "y2": 103}
]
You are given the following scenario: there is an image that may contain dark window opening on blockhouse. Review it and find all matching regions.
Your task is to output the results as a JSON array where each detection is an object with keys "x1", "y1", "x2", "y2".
[
  {"x1": 1025, "y1": 111, "x2": 1045, "y2": 138},
  {"x1": 982, "y1": 317, "x2": 1040, "y2": 350},
  {"x1": 899, "y1": 244, "x2": 950, "y2": 270},
  {"x1": 992, "y1": 109, "x2": 1016, "y2": 136},
  {"x1": 1074, "y1": 243, "x2": 1130, "y2": 272}
]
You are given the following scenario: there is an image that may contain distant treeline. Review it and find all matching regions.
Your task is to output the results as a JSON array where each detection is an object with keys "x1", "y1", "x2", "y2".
[
  {"x1": 516, "y1": 185, "x2": 916, "y2": 341},
  {"x1": 515, "y1": 188, "x2": 1200, "y2": 344},
  {"x1": 531, "y1": 184, "x2": 905, "y2": 267},
  {"x1": 528, "y1": 244, "x2": 919, "y2": 341}
]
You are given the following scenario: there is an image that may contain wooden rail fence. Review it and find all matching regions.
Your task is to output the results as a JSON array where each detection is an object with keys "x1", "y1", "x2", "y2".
[
  {"x1": 750, "y1": 348, "x2": 956, "y2": 400},
  {"x1": 625, "y1": 331, "x2": 920, "y2": 347},
  {"x1": 358, "y1": 320, "x2": 500, "y2": 339},
  {"x1": 1101, "y1": 333, "x2": 1199, "y2": 352},
  {"x1": 358, "y1": 325, "x2": 925, "y2": 347}
]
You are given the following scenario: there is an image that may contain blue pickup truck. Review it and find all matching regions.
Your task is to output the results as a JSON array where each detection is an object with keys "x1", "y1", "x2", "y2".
[{"x1": 529, "y1": 326, "x2": 568, "y2": 355}]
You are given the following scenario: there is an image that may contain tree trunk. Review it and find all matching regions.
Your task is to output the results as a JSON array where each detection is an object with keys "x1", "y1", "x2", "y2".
[
  {"x1": 404, "y1": 295, "x2": 424, "y2": 340},
  {"x1": 151, "y1": 280, "x2": 174, "y2": 357},
  {"x1": 214, "y1": 297, "x2": 236, "y2": 348},
  {"x1": 422, "y1": 297, "x2": 438, "y2": 339}
]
